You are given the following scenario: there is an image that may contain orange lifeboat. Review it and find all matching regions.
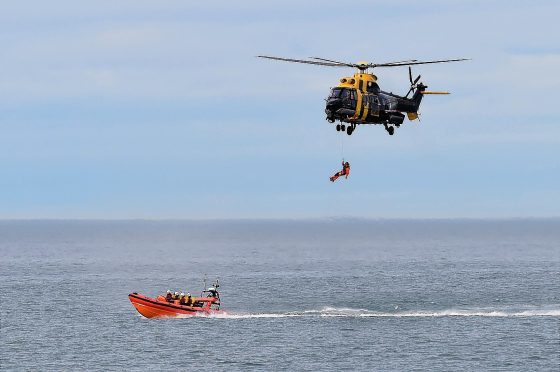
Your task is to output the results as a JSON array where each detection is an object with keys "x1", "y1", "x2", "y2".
[{"x1": 129, "y1": 281, "x2": 222, "y2": 318}]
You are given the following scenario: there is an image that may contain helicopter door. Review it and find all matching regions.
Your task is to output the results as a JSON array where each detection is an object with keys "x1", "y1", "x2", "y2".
[
  {"x1": 347, "y1": 89, "x2": 357, "y2": 109},
  {"x1": 370, "y1": 95, "x2": 380, "y2": 116}
]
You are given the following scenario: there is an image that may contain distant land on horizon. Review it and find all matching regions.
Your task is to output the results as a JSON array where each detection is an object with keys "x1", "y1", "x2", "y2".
[{"x1": 1, "y1": 217, "x2": 559, "y2": 223}]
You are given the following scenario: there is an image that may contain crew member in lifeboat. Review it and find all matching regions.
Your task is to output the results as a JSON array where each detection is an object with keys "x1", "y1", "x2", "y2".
[{"x1": 166, "y1": 290, "x2": 173, "y2": 302}]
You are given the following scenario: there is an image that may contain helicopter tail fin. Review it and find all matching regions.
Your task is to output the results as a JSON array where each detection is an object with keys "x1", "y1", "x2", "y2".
[
  {"x1": 404, "y1": 83, "x2": 426, "y2": 120},
  {"x1": 410, "y1": 83, "x2": 426, "y2": 111}
]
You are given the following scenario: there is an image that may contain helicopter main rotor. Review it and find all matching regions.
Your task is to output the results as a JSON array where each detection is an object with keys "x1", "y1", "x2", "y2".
[{"x1": 257, "y1": 55, "x2": 469, "y2": 72}]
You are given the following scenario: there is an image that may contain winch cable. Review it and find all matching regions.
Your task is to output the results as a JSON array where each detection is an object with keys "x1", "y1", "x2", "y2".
[{"x1": 340, "y1": 133, "x2": 345, "y2": 163}]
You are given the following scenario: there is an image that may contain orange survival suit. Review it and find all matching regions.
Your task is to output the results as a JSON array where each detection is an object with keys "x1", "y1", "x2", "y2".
[{"x1": 330, "y1": 161, "x2": 350, "y2": 182}]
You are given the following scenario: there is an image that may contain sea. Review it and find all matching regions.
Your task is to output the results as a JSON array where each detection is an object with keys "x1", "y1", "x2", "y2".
[{"x1": 0, "y1": 219, "x2": 558, "y2": 371}]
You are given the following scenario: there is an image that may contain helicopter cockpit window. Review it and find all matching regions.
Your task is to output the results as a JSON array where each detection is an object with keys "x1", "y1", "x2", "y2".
[
  {"x1": 329, "y1": 88, "x2": 342, "y2": 98},
  {"x1": 366, "y1": 82, "x2": 380, "y2": 93}
]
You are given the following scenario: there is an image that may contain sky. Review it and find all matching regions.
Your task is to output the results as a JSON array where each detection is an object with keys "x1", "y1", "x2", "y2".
[{"x1": 0, "y1": 0, "x2": 558, "y2": 219}]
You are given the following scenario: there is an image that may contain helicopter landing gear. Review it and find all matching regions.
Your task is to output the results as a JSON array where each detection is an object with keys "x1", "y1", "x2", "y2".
[
  {"x1": 336, "y1": 123, "x2": 354, "y2": 135},
  {"x1": 384, "y1": 123, "x2": 395, "y2": 136}
]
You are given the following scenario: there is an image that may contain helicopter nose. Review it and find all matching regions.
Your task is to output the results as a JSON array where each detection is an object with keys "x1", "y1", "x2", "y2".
[{"x1": 326, "y1": 98, "x2": 341, "y2": 112}]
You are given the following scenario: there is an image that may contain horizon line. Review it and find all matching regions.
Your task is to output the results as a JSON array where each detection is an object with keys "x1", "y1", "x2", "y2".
[{"x1": 0, "y1": 216, "x2": 559, "y2": 223}]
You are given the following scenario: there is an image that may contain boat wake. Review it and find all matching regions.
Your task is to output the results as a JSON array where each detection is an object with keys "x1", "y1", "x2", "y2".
[{"x1": 202, "y1": 306, "x2": 560, "y2": 319}]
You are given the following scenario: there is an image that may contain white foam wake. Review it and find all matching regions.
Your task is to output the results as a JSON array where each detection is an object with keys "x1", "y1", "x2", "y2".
[{"x1": 201, "y1": 306, "x2": 560, "y2": 319}]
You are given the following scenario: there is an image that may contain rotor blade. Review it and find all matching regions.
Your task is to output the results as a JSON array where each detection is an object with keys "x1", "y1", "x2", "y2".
[
  {"x1": 371, "y1": 58, "x2": 470, "y2": 68},
  {"x1": 257, "y1": 55, "x2": 346, "y2": 67},
  {"x1": 311, "y1": 57, "x2": 419, "y2": 68},
  {"x1": 413, "y1": 75, "x2": 421, "y2": 85},
  {"x1": 308, "y1": 57, "x2": 355, "y2": 68},
  {"x1": 374, "y1": 59, "x2": 419, "y2": 66},
  {"x1": 405, "y1": 87, "x2": 414, "y2": 98},
  {"x1": 421, "y1": 91, "x2": 450, "y2": 94},
  {"x1": 408, "y1": 66, "x2": 413, "y2": 84}
]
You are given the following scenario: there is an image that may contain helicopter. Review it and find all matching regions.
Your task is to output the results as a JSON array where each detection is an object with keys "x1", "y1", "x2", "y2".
[{"x1": 258, "y1": 56, "x2": 469, "y2": 136}]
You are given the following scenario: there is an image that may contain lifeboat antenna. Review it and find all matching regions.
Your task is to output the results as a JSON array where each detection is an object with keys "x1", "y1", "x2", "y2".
[{"x1": 203, "y1": 274, "x2": 207, "y2": 297}]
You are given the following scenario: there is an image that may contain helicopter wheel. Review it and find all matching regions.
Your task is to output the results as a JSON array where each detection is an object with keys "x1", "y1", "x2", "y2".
[
  {"x1": 388, "y1": 126, "x2": 395, "y2": 136},
  {"x1": 336, "y1": 124, "x2": 341, "y2": 131},
  {"x1": 341, "y1": 124, "x2": 346, "y2": 131},
  {"x1": 346, "y1": 126, "x2": 353, "y2": 135}
]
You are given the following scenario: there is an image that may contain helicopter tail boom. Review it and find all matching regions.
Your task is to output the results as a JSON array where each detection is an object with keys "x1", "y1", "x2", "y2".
[{"x1": 405, "y1": 83, "x2": 426, "y2": 114}]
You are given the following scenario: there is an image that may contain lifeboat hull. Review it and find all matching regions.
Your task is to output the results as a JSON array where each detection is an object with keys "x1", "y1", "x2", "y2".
[{"x1": 128, "y1": 293, "x2": 221, "y2": 319}]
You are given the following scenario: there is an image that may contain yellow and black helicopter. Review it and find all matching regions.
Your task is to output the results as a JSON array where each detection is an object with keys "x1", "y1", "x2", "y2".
[{"x1": 258, "y1": 56, "x2": 468, "y2": 136}]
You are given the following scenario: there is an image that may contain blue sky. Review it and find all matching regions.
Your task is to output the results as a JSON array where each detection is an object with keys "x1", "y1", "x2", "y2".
[{"x1": 0, "y1": 0, "x2": 558, "y2": 218}]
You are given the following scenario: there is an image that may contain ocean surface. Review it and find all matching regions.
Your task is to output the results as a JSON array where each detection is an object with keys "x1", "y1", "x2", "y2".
[{"x1": 1, "y1": 219, "x2": 559, "y2": 371}]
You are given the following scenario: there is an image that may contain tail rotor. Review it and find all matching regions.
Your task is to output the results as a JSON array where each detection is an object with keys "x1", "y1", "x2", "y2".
[{"x1": 405, "y1": 66, "x2": 422, "y2": 98}]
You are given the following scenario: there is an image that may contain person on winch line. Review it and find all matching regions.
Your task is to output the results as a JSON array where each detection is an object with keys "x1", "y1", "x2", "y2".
[{"x1": 330, "y1": 160, "x2": 350, "y2": 182}]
